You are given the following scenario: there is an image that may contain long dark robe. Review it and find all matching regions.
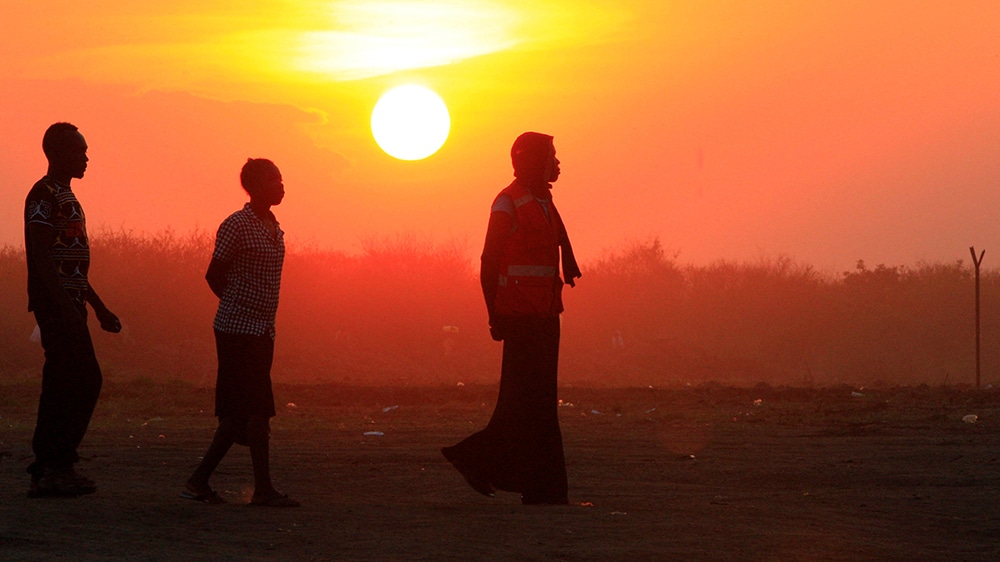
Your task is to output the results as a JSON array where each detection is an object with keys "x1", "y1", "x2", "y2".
[
  {"x1": 442, "y1": 315, "x2": 567, "y2": 503},
  {"x1": 444, "y1": 154, "x2": 577, "y2": 504}
]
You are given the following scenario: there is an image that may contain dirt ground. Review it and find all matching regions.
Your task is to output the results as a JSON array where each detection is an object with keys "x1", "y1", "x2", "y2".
[{"x1": 2, "y1": 380, "x2": 1000, "y2": 561}]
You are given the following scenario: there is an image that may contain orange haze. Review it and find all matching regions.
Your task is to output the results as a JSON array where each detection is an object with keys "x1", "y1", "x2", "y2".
[{"x1": 1, "y1": 1, "x2": 999, "y2": 272}]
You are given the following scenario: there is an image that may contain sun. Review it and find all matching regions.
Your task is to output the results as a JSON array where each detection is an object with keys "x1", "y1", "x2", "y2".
[{"x1": 371, "y1": 85, "x2": 450, "y2": 160}]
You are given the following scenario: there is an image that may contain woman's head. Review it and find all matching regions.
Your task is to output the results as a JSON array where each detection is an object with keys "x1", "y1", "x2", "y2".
[
  {"x1": 240, "y1": 158, "x2": 284, "y2": 206},
  {"x1": 511, "y1": 132, "x2": 559, "y2": 183}
]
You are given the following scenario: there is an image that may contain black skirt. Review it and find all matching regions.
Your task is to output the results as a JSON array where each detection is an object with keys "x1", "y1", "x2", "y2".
[
  {"x1": 443, "y1": 316, "x2": 567, "y2": 502},
  {"x1": 214, "y1": 330, "x2": 276, "y2": 419}
]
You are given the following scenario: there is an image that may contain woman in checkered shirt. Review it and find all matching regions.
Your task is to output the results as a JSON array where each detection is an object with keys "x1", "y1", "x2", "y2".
[{"x1": 182, "y1": 158, "x2": 298, "y2": 507}]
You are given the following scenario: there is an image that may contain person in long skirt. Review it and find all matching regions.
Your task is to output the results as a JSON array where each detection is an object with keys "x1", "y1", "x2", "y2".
[{"x1": 443, "y1": 132, "x2": 581, "y2": 505}]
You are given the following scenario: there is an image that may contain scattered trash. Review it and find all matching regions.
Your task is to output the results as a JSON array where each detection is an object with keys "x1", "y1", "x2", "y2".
[
  {"x1": 851, "y1": 392, "x2": 865, "y2": 397},
  {"x1": 579, "y1": 501, "x2": 594, "y2": 507},
  {"x1": 442, "y1": 325, "x2": 460, "y2": 333},
  {"x1": 962, "y1": 414, "x2": 978, "y2": 424},
  {"x1": 286, "y1": 402, "x2": 297, "y2": 409},
  {"x1": 382, "y1": 405, "x2": 398, "y2": 413},
  {"x1": 363, "y1": 431, "x2": 385, "y2": 437},
  {"x1": 590, "y1": 410, "x2": 603, "y2": 415},
  {"x1": 753, "y1": 399, "x2": 763, "y2": 407},
  {"x1": 158, "y1": 434, "x2": 165, "y2": 439},
  {"x1": 30, "y1": 325, "x2": 41, "y2": 344},
  {"x1": 558, "y1": 400, "x2": 575, "y2": 407},
  {"x1": 456, "y1": 382, "x2": 465, "y2": 387},
  {"x1": 643, "y1": 407, "x2": 657, "y2": 414}
]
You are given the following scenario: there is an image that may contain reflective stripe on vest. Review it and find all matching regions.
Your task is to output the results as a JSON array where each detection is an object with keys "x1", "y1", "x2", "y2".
[
  {"x1": 512, "y1": 194, "x2": 535, "y2": 208},
  {"x1": 498, "y1": 265, "x2": 558, "y2": 286},
  {"x1": 508, "y1": 264, "x2": 558, "y2": 277}
]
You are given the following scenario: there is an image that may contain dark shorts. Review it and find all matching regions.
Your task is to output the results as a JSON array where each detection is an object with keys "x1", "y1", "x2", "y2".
[{"x1": 214, "y1": 330, "x2": 276, "y2": 419}]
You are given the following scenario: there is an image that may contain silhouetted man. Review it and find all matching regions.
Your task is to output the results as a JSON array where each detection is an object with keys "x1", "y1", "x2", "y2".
[
  {"x1": 24, "y1": 122, "x2": 122, "y2": 497},
  {"x1": 442, "y1": 131, "x2": 581, "y2": 505},
  {"x1": 182, "y1": 158, "x2": 298, "y2": 507}
]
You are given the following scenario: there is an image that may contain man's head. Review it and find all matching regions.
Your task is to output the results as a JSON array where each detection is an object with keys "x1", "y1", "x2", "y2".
[
  {"x1": 240, "y1": 158, "x2": 284, "y2": 206},
  {"x1": 43, "y1": 122, "x2": 88, "y2": 180},
  {"x1": 511, "y1": 132, "x2": 559, "y2": 183}
]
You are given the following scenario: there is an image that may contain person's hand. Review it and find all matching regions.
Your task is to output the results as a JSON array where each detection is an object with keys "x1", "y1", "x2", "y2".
[
  {"x1": 488, "y1": 315, "x2": 506, "y2": 342},
  {"x1": 95, "y1": 307, "x2": 122, "y2": 333}
]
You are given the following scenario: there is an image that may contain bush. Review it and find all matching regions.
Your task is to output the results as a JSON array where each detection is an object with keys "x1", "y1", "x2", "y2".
[{"x1": 2, "y1": 232, "x2": 996, "y2": 387}]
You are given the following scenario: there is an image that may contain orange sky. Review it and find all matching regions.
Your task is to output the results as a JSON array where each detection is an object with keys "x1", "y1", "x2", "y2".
[{"x1": 1, "y1": 1, "x2": 998, "y2": 272}]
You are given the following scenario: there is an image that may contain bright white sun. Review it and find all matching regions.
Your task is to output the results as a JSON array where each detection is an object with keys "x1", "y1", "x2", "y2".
[{"x1": 371, "y1": 85, "x2": 450, "y2": 160}]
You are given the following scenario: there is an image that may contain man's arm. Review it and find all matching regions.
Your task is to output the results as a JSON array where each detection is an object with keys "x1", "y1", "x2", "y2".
[
  {"x1": 205, "y1": 257, "x2": 231, "y2": 299},
  {"x1": 480, "y1": 210, "x2": 513, "y2": 340},
  {"x1": 86, "y1": 286, "x2": 121, "y2": 333}
]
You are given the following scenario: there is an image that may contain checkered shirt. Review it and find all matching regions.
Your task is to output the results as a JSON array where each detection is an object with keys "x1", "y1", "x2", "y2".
[{"x1": 212, "y1": 203, "x2": 285, "y2": 339}]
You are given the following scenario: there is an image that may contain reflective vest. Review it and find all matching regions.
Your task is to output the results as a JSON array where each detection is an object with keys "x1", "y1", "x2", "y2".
[{"x1": 493, "y1": 181, "x2": 565, "y2": 317}]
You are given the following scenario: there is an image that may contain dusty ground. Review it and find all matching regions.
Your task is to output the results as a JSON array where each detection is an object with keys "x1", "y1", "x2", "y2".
[{"x1": 2, "y1": 380, "x2": 1000, "y2": 561}]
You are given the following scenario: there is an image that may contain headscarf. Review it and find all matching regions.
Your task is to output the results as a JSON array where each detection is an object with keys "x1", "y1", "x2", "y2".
[
  {"x1": 510, "y1": 132, "x2": 554, "y2": 182},
  {"x1": 509, "y1": 131, "x2": 581, "y2": 286}
]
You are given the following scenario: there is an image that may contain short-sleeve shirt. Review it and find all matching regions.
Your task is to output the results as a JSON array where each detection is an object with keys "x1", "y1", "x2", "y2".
[
  {"x1": 212, "y1": 203, "x2": 285, "y2": 339},
  {"x1": 24, "y1": 177, "x2": 90, "y2": 311}
]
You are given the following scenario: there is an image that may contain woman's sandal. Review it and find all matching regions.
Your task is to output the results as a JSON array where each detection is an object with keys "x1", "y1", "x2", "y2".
[{"x1": 180, "y1": 486, "x2": 226, "y2": 504}]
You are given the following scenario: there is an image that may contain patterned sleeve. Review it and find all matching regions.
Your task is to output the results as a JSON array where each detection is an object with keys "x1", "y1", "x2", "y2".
[
  {"x1": 24, "y1": 185, "x2": 55, "y2": 227},
  {"x1": 213, "y1": 215, "x2": 242, "y2": 262}
]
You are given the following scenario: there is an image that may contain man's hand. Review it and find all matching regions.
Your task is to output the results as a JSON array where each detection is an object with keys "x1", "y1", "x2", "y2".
[{"x1": 95, "y1": 307, "x2": 122, "y2": 333}]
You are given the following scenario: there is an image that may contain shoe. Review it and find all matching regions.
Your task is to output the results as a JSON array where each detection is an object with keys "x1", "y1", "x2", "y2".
[
  {"x1": 441, "y1": 447, "x2": 495, "y2": 497},
  {"x1": 28, "y1": 467, "x2": 97, "y2": 498}
]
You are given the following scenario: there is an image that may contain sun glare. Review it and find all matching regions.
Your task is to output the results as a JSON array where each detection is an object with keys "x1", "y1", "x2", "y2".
[
  {"x1": 371, "y1": 85, "x2": 450, "y2": 161},
  {"x1": 11, "y1": 1, "x2": 632, "y2": 95},
  {"x1": 294, "y1": 1, "x2": 519, "y2": 80}
]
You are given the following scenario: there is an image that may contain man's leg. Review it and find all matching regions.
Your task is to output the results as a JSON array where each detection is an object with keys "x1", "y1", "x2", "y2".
[{"x1": 29, "y1": 308, "x2": 102, "y2": 496}]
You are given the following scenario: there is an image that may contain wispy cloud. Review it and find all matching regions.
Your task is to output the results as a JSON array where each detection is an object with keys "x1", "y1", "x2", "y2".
[{"x1": 3, "y1": 0, "x2": 632, "y2": 91}]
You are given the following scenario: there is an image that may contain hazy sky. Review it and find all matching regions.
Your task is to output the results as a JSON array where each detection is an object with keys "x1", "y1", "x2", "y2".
[{"x1": 1, "y1": 1, "x2": 998, "y2": 272}]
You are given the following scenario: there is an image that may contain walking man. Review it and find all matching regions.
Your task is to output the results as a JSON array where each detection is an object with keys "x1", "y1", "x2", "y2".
[{"x1": 24, "y1": 122, "x2": 122, "y2": 497}]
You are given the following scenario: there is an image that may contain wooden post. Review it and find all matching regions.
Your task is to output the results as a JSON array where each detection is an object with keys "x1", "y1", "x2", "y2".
[{"x1": 970, "y1": 247, "x2": 985, "y2": 390}]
